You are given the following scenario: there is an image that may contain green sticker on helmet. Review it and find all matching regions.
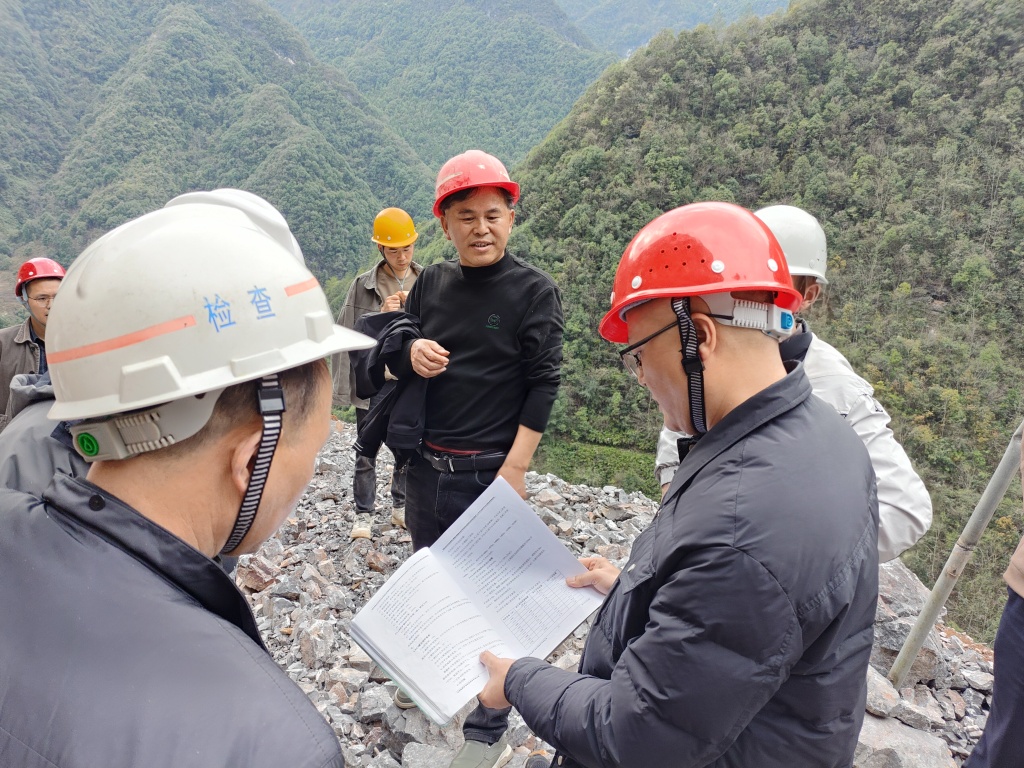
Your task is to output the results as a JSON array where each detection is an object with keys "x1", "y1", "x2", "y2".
[{"x1": 77, "y1": 433, "x2": 100, "y2": 457}]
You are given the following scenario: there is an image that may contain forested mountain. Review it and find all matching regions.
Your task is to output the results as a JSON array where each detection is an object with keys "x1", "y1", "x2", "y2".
[
  {"x1": 556, "y1": 0, "x2": 790, "y2": 56},
  {"x1": 511, "y1": 0, "x2": 1024, "y2": 639},
  {"x1": 267, "y1": 0, "x2": 614, "y2": 167},
  {"x1": 0, "y1": 0, "x2": 433, "y2": 296}
]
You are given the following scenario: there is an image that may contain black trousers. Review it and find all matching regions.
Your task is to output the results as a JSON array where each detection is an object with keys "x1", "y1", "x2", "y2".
[
  {"x1": 965, "y1": 588, "x2": 1024, "y2": 768},
  {"x1": 353, "y1": 407, "x2": 406, "y2": 514}
]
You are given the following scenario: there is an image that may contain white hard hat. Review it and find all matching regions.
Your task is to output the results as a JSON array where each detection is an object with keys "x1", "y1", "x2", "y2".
[
  {"x1": 754, "y1": 205, "x2": 829, "y2": 285},
  {"x1": 164, "y1": 188, "x2": 305, "y2": 264},
  {"x1": 47, "y1": 197, "x2": 373, "y2": 425}
]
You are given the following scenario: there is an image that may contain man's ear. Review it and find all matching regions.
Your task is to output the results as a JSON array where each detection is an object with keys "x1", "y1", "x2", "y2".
[
  {"x1": 690, "y1": 312, "x2": 718, "y2": 362},
  {"x1": 439, "y1": 212, "x2": 452, "y2": 241},
  {"x1": 229, "y1": 424, "x2": 265, "y2": 498},
  {"x1": 801, "y1": 282, "x2": 821, "y2": 313}
]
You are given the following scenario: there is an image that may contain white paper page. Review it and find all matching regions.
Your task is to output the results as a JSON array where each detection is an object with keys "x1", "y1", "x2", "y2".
[
  {"x1": 350, "y1": 547, "x2": 516, "y2": 724},
  {"x1": 433, "y1": 477, "x2": 604, "y2": 659}
]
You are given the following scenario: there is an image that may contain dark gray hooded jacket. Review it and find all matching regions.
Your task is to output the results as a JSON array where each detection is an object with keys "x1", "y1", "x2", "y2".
[
  {"x1": 0, "y1": 371, "x2": 87, "y2": 495},
  {"x1": 506, "y1": 364, "x2": 879, "y2": 768},
  {"x1": 0, "y1": 475, "x2": 344, "y2": 768}
]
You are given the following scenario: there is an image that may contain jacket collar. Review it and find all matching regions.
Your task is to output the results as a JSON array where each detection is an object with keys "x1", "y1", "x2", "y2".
[
  {"x1": 14, "y1": 317, "x2": 35, "y2": 345},
  {"x1": 42, "y1": 473, "x2": 265, "y2": 648},
  {"x1": 779, "y1": 319, "x2": 813, "y2": 363},
  {"x1": 664, "y1": 362, "x2": 813, "y2": 506},
  {"x1": 361, "y1": 259, "x2": 422, "y2": 291}
]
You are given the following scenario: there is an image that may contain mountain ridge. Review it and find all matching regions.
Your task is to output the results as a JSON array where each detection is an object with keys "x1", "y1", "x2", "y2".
[{"x1": 1, "y1": 0, "x2": 433, "y2": 281}]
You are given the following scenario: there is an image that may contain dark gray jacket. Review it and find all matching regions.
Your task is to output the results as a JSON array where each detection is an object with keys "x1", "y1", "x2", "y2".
[
  {"x1": 0, "y1": 317, "x2": 42, "y2": 430},
  {"x1": 506, "y1": 365, "x2": 878, "y2": 768},
  {"x1": 0, "y1": 371, "x2": 87, "y2": 495},
  {"x1": 0, "y1": 475, "x2": 344, "y2": 768}
]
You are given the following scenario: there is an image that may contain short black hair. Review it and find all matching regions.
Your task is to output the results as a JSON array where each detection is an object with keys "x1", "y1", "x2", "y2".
[
  {"x1": 439, "y1": 187, "x2": 515, "y2": 214},
  {"x1": 153, "y1": 359, "x2": 329, "y2": 460}
]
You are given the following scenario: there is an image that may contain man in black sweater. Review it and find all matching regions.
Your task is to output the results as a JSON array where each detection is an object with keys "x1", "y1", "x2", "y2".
[{"x1": 397, "y1": 149, "x2": 563, "y2": 768}]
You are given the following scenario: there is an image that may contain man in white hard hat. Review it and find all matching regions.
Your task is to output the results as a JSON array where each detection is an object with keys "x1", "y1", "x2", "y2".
[
  {"x1": 0, "y1": 190, "x2": 310, "y2": 500},
  {"x1": 0, "y1": 190, "x2": 373, "y2": 768},
  {"x1": 655, "y1": 204, "x2": 932, "y2": 562}
]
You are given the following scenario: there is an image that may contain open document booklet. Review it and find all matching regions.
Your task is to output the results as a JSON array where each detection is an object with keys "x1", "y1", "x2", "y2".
[{"x1": 350, "y1": 477, "x2": 605, "y2": 725}]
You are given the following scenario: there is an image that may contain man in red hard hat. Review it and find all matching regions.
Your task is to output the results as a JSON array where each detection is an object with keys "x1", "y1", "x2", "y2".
[
  {"x1": 476, "y1": 202, "x2": 879, "y2": 768},
  {"x1": 0, "y1": 257, "x2": 65, "y2": 428},
  {"x1": 395, "y1": 149, "x2": 563, "y2": 766}
]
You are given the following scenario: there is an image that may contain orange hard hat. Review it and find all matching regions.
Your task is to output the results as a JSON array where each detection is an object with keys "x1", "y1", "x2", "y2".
[
  {"x1": 16, "y1": 257, "x2": 66, "y2": 297},
  {"x1": 433, "y1": 150, "x2": 520, "y2": 218},
  {"x1": 372, "y1": 207, "x2": 418, "y2": 248},
  {"x1": 600, "y1": 202, "x2": 803, "y2": 343}
]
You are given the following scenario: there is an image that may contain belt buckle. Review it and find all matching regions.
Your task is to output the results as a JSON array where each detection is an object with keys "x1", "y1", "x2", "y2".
[{"x1": 446, "y1": 454, "x2": 455, "y2": 473}]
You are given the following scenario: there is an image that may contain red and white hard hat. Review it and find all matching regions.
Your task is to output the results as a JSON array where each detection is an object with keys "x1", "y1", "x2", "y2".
[
  {"x1": 433, "y1": 150, "x2": 520, "y2": 218},
  {"x1": 600, "y1": 202, "x2": 803, "y2": 343},
  {"x1": 15, "y1": 258, "x2": 66, "y2": 297}
]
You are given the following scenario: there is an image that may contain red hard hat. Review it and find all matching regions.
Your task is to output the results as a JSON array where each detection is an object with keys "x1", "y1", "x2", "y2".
[
  {"x1": 433, "y1": 150, "x2": 520, "y2": 218},
  {"x1": 15, "y1": 257, "x2": 66, "y2": 297},
  {"x1": 599, "y1": 202, "x2": 803, "y2": 342}
]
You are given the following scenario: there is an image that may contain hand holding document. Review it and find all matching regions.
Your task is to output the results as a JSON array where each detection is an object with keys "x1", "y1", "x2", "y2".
[{"x1": 349, "y1": 477, "x2": 605, "y2": 725}]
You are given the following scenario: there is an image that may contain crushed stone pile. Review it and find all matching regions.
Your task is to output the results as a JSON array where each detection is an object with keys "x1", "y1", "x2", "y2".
[{"x1": 236, "y1": 422, "x2": 993, "y2": 767}]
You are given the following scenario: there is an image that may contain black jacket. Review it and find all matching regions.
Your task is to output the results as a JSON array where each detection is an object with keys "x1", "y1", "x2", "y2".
[
  {"x1": 351, "y1": 311, "x2": 426, "y2": 459},
  {"x1": 0, "y1": 475, "x2": 344, "y2": 768},
  {"x1": 506, "y1": 364, "x2": 879, "y2": 768}
]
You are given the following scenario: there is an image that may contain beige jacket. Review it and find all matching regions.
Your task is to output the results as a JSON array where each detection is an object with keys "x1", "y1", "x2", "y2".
[
  {"x1": 330, "y1": 260, "x2": 421, "y2": 409},
  {"x1": 0, "y1": 318, "x2": 41, "y2": 430}
]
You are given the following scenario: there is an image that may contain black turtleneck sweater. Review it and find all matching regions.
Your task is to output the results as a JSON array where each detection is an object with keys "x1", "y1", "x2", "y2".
[{"x1": 400, "y1": 252, "x2": 563, "y2": 452}]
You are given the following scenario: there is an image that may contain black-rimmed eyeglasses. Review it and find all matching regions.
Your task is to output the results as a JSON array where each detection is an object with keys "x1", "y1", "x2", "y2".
[{"x1": 619, "y1": 320, "x2": 677, "y2": 380}]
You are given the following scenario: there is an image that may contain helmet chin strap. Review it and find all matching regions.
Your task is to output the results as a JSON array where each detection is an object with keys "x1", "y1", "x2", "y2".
[
  {"x1": 221, "y1": 374, "x2": 286, "y2": 555},
  {"x1": 671, "y1": 298, "x2": 707, "y2": 438}
]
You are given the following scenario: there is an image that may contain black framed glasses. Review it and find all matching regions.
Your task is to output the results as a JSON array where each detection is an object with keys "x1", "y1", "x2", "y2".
[{"x1": 619, "y1": 320, "x2": 677, "y2": 380}]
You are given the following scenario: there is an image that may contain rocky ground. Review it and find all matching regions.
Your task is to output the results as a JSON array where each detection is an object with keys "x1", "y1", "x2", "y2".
[{"x1": 236, "y1": 421, "x2": 996, "y2": 767}]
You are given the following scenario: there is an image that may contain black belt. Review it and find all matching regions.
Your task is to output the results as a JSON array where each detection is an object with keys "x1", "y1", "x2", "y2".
[{"x1": 419, "y1": 447, "x2": 506, "y2": 473}]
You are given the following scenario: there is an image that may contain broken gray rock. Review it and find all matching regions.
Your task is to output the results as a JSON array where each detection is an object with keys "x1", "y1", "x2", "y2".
[
  {"x1": 855, "y1": 714, "x2": 957, "y2": 768},
  {"x1": 237, "y1": 422, "x2": 995, "y2": 766}
]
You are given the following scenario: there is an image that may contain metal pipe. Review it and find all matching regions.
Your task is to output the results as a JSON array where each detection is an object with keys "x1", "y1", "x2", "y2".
[{"x1": 888, "y1": 418, "x2": 1024, "y2": 690}]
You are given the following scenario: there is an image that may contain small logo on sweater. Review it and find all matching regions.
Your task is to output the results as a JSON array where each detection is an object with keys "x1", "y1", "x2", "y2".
[{"x1": 486, "y1": 314, "x2": 501, "y2": 330}]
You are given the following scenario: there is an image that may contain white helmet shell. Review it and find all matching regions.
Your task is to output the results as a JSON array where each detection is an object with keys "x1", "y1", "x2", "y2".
[
  {"x1": 47, "y1": 197, "x2": 373, "y2": 421},
  {"x1": 164, "y1": 188, "x2": 305, "y2": 264},
  {"x1": 754, "y1": 205, "x2": 829, "y2": 285}
]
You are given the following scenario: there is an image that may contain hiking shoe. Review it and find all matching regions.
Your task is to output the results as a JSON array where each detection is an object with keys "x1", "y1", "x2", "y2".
[
  {"x1": 449, "y1": 735, "x2": 512, "y2": 768},
  {"x1": 391, "y1": 505, "x2": 407, "y2": 529},
  {"x1": 350, "y1": 514, "x2": 372, "y2": 540},
  {"x1": 393, "y1": 688, "x2": 416, "y2": 709}
]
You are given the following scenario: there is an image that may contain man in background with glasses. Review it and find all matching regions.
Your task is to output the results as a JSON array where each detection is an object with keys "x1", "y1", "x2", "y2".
[{"x1": 0, "y1": 257, "x2": 65, "y2": 429}]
